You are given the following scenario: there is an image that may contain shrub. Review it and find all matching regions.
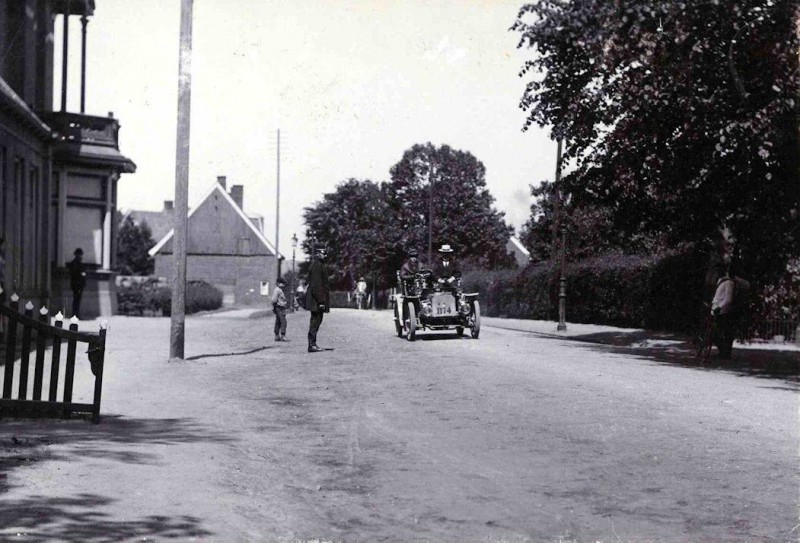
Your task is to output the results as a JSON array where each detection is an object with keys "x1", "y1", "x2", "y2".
[
  {"x1": 185, "y1": 280, "x2": 223, "y2": 314},
  {"x1": 116, "y1": 279, "x2": 223, "y2": 316},
  {"x1": 461, "y1": 249, "x2": 709, "y2": 332}
]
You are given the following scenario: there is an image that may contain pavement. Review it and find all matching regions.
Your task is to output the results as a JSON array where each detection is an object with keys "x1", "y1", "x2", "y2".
[{"x1": 1, "y1": 307, "x2": 797, "y2": 541}]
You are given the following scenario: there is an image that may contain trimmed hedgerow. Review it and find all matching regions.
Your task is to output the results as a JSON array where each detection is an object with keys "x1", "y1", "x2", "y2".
[
  {"x1": 116, "y1": 279, "x2": 223, "y2": 316},
  {"x1": 461, "y1": 249, "x2": 708, "y2": 333}
]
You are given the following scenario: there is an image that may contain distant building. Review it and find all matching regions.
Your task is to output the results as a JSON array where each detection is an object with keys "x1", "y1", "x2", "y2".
[
  {"x1": 0, "y1": 0, "x2": 135, "y2": 317},
  {"x1": 122, "y1": 177, "x2": 265, "y2": 246},
  {"x1": 148, "y1": 178, "x2": 280, "y2": 306},
  {"x1": 506, "y1": 236, "x2": 531, "y2": 268}
]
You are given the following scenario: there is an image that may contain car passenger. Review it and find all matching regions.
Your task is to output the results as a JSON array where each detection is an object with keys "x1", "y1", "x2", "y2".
[{"x1": 431, "y1": 244, "x2": 461, "y2": 289}]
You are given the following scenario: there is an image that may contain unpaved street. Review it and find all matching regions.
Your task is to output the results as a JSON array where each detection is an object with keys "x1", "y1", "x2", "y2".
[{"x1": 1, "y1": 309, "x2": 798, "y2": 542}]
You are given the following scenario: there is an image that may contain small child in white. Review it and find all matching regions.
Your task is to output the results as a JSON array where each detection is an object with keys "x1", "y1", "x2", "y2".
[{"x1": 271, "y1": 278, "x2": 289, "y2": 341}]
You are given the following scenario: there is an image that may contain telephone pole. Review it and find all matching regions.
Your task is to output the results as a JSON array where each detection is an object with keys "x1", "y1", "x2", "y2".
[
  {"x1": 170, "y1": 0, "x2": 193, "y2": 360},
  {"x1": 275, "y1": 128, "x2": 281, "y2": 282}
]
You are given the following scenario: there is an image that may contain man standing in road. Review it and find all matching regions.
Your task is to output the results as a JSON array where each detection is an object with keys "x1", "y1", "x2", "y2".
[
  {"x1": 272, "y1": 277, "x2": 289, "y2": 341},
  {"x1": 355, "y1": 276, "x2": 368, "y2": 309},
  {"x1": 711, "y1": 261, "x2": 750, "y2": 360},
  {"x1": 68, "y1": 248, "x2": 87, "y2": 319},
  {"x1": 305, "y1": 246, "x2": 330, "y2": 353}
]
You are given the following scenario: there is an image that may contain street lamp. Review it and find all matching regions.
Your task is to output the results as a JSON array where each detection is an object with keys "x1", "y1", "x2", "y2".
[
  {"x1": 553, "y1": 137, "x2": 567, "y2": 332},
  {"x1": 291, "y1": 233, "x2": 298, "y2": 312}
]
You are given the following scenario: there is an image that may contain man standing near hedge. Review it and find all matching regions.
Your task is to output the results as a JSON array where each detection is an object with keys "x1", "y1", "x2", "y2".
[
  {"x1": 305, "y1": 246, "x2": 330, "y2": 353},
  {"x1": 272, "y1": 278, "x2": 289, "y2": 341}
]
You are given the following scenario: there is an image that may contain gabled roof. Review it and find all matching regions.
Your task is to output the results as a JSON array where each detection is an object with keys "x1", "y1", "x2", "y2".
[
  {"x1": 507, "y1": 236, "x2": 531, "y2": 258},
  {"x1": 148, "y1": 181, "x2": 281, "y2": 258},
  {"x1": 121, "y1": 209, "x2": 174, "y2": 244}
]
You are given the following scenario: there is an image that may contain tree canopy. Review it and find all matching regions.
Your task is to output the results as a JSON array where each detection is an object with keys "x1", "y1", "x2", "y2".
[
  {"x1": 385, "y1": 143, "x2": 513, "y2": 269},
  {"x1": 302, "y1": 144, "x2": 514, "y2": 289},
  {"x1": 513, "y1": 0, "x2": 800, "y2": 281},
  {"x1": 116, "y1": 216, "x2": 155, "y2": 276}
]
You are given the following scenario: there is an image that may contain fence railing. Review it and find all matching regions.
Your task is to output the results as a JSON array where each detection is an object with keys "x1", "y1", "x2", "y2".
[
  {"x1": 740, "y1": 318, "x2": 798, "y2": 344},
  {"x1": 0, "y1": 290, "x2": 107, "y2": 423}
]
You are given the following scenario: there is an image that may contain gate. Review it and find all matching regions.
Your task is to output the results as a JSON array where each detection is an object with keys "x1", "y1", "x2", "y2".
[{"x1": 0, "y1": 291, "x2": 107, "y2": 423}]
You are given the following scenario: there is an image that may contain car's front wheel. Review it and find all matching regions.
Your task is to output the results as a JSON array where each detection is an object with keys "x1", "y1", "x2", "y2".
[
  {"x1": 394, "y1": 303, "x2": 403, "y2": 337},
  {"x1": 405, "y1": 303, "x2": 417, "y2": 342},
  {"x1": 470, "y1": 301, "x2": 481, "y2": 339}
]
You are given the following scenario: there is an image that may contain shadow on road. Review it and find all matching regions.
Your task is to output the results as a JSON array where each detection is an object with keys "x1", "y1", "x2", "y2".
[
  {"x1": 0, "y1": 416, "x2": 230, "y2": 539},
  {"x1": 416, "y1": 333, "x2": 475, "y2": 341},
  {"x1": 185, "y1": 345, "x2": 273, "y2": 361},
  {"x1": 570, "y1": 335, "x2": 800, "y2": 383},
  {"x1": 0, "y1": 493, "x2": 212, "y2": 542},
  {"x1": 0, "y1": 415, "x2": 235, "y2": 480}
]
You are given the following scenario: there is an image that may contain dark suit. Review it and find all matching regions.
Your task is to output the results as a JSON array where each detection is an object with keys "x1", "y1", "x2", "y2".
[
  {"x1": 432, "y1": 258, "x2": 461, "y2": 283},
  {"x1": 305, "y1": 258, "x2": 330, "y2": 347},
  {"x1": 68, "y1": 257, "x2": 87, "y2": 319}
]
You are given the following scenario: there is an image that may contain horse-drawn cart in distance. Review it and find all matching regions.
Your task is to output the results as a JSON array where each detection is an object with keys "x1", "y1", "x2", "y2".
[{"x1": 393, "y1": 269, "x2": 480, "y2": 341}]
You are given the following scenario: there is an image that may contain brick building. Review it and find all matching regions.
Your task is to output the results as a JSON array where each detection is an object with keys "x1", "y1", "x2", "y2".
[
  {"x1": 0, "y1": 0, "x2": 135, "y2": 316},
  {"x1": 148, "y1": 178, "x2": 280, "y2": 306}
]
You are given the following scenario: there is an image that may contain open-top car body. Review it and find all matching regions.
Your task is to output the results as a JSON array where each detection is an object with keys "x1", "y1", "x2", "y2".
[{"x1": 393, "y1": 269, "x2": 480, "y2": 341}]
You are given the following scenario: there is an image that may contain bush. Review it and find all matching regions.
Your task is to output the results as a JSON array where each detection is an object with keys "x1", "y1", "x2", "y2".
[
  {"x1": 461, "y1": 249, "x2": 709, "y2": 333},
  {"x1": 185, "y1": 280, "x2": 224, "y2": 314},
  {"x1": 116, "y1": 279, "x2": 223, "y2": 316}
]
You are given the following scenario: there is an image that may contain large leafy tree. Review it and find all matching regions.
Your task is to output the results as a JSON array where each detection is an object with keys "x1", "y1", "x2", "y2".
[
  {"x1": 116, "y1": 216, "x2": 155, "y2": 276},
  {"x1": 302, "y1": 179, "x2": 400, "y2": 290},
  {"x1": 385, "y1": 143, "x2": 513, "y2": 269},
  {"x1": 513, "y1": 0, "x2": 800, "y2": 282}
]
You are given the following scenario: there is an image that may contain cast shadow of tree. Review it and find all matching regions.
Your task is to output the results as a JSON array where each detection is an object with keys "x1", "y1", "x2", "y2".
[
  {"x1": 0, "y1": 493, "x2": 212, "y2": 542},
  {"x1": 568, "y1": 332, "x2": 800, "y2": 382},
  {"x1": 0, "y1": 416, "x2": 233, "y2": 539}
]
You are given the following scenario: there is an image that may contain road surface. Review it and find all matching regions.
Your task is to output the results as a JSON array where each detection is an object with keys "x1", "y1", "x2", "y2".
[{"x1": 1, "y1": 308, "x2": 797, "y2": 542}]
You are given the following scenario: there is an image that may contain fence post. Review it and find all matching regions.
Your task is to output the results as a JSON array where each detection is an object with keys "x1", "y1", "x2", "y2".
[
  {"x1": 91, "y1": 323, "x2": 107, "y2": 424},
  {"x1": 3, "y1": 294, "x2": 20, "y2": 399}
]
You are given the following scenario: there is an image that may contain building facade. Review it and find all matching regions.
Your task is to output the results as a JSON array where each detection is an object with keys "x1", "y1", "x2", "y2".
[
  {"x1": 0, "y1": 0, "x2": 135, "y2": 316},
  {"x1": 149, "y1": 178, "x2": 280, "y2": 307}
]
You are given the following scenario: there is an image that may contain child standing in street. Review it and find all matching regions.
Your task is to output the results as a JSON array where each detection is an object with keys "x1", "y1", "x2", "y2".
[{"x1": 272, "y1": 278, "x2": 289, "y2": 341}]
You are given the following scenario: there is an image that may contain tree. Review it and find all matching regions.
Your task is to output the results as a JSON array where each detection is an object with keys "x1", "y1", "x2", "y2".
[
  {"x1": 513, "y1": 0, "x2": 800, "y2": 282},
  {"x1": 302, "y1": 179, "x2": 400, "y2": 290},
  {"x1": 116, "y1": 216, "x2": 155, "y2": 276},
  {"x1": 385, "y1": 143, "x2": 513, "y2": 269}
]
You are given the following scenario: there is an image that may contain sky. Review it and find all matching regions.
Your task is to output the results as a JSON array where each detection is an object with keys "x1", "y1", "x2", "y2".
[{"x1": 55, "y1": 0, "x2": 557, "y2": 258}]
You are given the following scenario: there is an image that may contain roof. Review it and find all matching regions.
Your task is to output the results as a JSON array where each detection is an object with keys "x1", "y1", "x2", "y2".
[
  {"x1": 0, "y1": 77, "x2": 52, "y2": 138},
  {"x1": 507, "y1": 236, "x2": 531, "y2": 257},
  {"x1": 148, "y1": 181, "x2": 281, "y2": 258},
  {"x1": 122, "y1": 209, "x2": 174, "y2": 244},
  {"x1": 51, "y1": 142, "x2": 136, "y2": 173}
]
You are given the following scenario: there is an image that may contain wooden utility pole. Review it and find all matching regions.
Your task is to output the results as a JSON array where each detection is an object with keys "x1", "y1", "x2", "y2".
[
  {"x1": 427, "y1": 160, "x2": 435, "y2": 264},
  {"x1": 275, "y1": 128, "x2": 281, "y2": 282},
  {"x1": 170, "y1": 0, "x2": 193, "y2": 360}
]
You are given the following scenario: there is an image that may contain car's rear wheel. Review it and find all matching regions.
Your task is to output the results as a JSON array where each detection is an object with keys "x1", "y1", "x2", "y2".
[
  {"x1": 393, "y1": 303, "x2": 403, "y2": 337},
  {"x1": 470, "y1": 301, "x2": 481, "y2": 339},
  {"x1": 405, "y1": 303, "x2": 417, "y2": 342}
]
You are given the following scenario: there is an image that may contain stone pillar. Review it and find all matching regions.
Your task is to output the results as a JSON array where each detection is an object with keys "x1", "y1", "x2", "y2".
[{"x1": 102, "y1": 174, "x2": 112, "y2": 270}]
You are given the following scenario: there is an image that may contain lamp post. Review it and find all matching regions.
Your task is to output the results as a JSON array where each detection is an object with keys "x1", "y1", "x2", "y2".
[
  {"x1": 554, "y1": 137, "x2": 567, "y2": 332},
  {"x1": 291, "y1": 233, "x2": 297, "y2": 312}
]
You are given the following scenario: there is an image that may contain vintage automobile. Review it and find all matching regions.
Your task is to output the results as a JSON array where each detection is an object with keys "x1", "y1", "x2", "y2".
[{"x1": 393, "y1": 269, "x2": 480, "y2": 341}]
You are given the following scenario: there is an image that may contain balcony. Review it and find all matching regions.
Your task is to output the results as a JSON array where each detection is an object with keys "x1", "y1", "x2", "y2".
[{"x1": 38, "y1": 111, "x2": 136, "y2": 173}]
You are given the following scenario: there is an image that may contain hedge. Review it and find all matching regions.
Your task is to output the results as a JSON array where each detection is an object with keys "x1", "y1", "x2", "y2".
[
  {"x1": 461, "y1": 250, "x2": 708, "y2": 333},
  {"x1": 117, "y1": 280, "x2": 223, "y2": 316}
]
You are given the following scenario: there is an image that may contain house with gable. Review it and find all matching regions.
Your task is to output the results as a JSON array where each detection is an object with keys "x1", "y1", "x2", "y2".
[
  {"x1": 148, "y1": 177, "x2": 280, "y2": 306},
  {"x1": 506, "y1": 236, "x2": 531, "y2": 268}
]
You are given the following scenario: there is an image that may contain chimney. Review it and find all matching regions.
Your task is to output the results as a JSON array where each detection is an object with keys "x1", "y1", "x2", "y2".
[
  {"x1": 230, "y1": 185, "x2": 244, "y2": 209},
  {"x1": 164, "y1": 200, "x2": 174, "y2": 211},
  {"x1": 217, "y1": 175, "x2": 227, "y2": 189}
]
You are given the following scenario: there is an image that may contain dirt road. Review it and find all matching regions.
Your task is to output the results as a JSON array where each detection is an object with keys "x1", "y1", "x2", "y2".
[{"x1": 1, "y1": 309, "x2": 797, "y2": 542}]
